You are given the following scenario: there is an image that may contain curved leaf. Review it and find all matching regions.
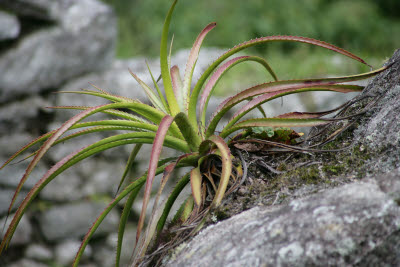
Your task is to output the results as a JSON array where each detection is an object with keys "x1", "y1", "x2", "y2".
[
  {"x1": 60, "y1": 89, "x2": 136, "y2": 103},
  {"x1": 1, "y1": 119, "x2": 158, "y2": 169},
  {"x1": 223, "y1": 84, "x2": 363, "y2": 133},
  {"x1": 48, "y1": 105, "x2": 149, "y2": 122},
  {"x1": 0, "y1": 130, "x2": 56, "y2": 170},
  {"x1": 156, "y1": 172, "x2": 190, "y2": 236},
  {"x1": 135, "y1": 153, "x2": 196, "y2": 262},
  {"x1": 183, "y1": 22, "x2": 217, "y2": 109},
  {"x1": 116, "y1": 144, "x2": 143, "y2": 196},
  {"x1": 160, "y1": 0, "x2": 179, "y2": 115},
  {"x1": 190, "y1": 167, "x2": 203, "y2": 207},
  {"x1": 129, "y1": 69, "x2": 168, "y2": 113},
  {"x1": 174, "y1": 112, "x2": 202, "y2": 151},
  {"x1": 206, "y1": 66, "x2": 387, "y2": 137},
  {"x1": 188, "y1": 35, "x2": 373, "y2": 124},
  {"x1": 146, "y1": 61, "x2": 170, "y2": 113},
  {"x1": 73, "y1": 163, "x2": 170, "y2": 267},
  {"x1": 136, "y1": 115, "x2": 174, "y2": 248},
  {"x1": 8, "y1": 103, "x2": 188, "y2": 217},
  {"x1": 220, "y1": 117, "x2": 329, "y2": 138},
  {"x1": 198, "y1": 55, "x2": 278, "y2": 126},
  {"x1": 115, "y1": 186, "x2": 141, "y2": 267},
  {"x1": 171, "y1": 65, "x2": 185, "y2": 111},
  {"x1": 207, "y1": 135, "x2": 232, "y2": 208}
]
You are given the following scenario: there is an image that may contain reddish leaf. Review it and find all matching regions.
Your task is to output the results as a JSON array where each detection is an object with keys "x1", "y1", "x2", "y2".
[{"x1": 135, "y1": 115, "x2": 174, "y2": 247}]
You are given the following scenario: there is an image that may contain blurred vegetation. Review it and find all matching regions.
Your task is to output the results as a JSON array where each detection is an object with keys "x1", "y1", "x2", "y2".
[
  {"x1": 103, "y1": 0, "x2": 399, "y2": 59},
  {"x1": 102, "y1": 0, "x2": 399, "y2": 93}
]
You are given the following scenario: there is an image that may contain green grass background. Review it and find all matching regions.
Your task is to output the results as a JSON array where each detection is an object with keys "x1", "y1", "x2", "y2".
[{"x1": 102, "y1": 0, "x2": 399, "y2": 94}]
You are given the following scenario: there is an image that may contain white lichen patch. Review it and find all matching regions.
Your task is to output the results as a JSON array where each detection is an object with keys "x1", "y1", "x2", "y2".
[
  {"x1": 278, "y1": 242, "x2": 304, "y2": 263},
  {"x1": 336, "y1": 237, "x2": 356, "y2": 255}
]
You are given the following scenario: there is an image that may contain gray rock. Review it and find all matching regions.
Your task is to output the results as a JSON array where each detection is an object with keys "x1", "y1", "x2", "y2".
[
  {"x1": 79, "y1": 159, "x2": 129, "y2": 196},
  {"x1": 0, "y1": 157, "x2": 47, "y2": 190},
  {"x1": 105, "y1": 224, "x2": 136, "y2": 266},
  {"x1": 79, "y1": 264, "x2": 98, "y2": 267},
  {"x1": 54, "y1": 239, "x2": 92, "y2": 266},
  {"x1": 0, "y1": 189, "x2": 26, "y2": 216},
  {"x1": 53, "y1": 48, "x2": 225, "y2": 122},
  {"x1": 44, "y1": 122, "x2": 104, "y2": 161},
  {"x1": 39, "y1": 158, "x2": 129, "y2": 201},
  {"x1": 0, "y1": 96, "x2": 52, "y2": 135},
  {"x1": 0, "y1": 0, "x2": 116, "y2": 102},
  {"x1": 166, "y1": 176, "x2": 400, "y2": 267},
  {"x1": 1, "y1": 0, "x2": 108, "y2": 23},
  {"x1": 164, "y1": 50, "x2": 400, "y2": 266},
  {"x1": 0, "y1": 10, "x2": 20, "y2": 40},
  {"x1": 1, "y1": 0, "x2": 67, "y2": 21},
  {"x1": 0, "y1": 133, "x2": 34, "y2": 158},
  {"x1": 38, "y1": 201, "x2": 119, "y2": 241},
  {"x1": 25, "y1": 244, "x2": 53, "y2": 261},
  {"x1": 92, "y1": 244, "x2": 116, "y2": 267},
  {"x1": 0, "y1": 212, "x2": 32, "y2": 246},
  {"x1": 7, "y1": 259, "x2": 48, "y2": 267},
  {"x1": 39, "y1": 162, "x2": 87, "y2": 201}
]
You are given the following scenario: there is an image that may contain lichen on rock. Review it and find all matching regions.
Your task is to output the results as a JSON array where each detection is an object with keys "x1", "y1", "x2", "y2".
[{"x1": 164, "y1": 49, "x2": 400, "y2": 266}]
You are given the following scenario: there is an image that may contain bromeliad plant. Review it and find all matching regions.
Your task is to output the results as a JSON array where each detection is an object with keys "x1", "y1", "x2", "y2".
[{"x1": 0, "y1": 0, "x2": 388, "y2": 265}]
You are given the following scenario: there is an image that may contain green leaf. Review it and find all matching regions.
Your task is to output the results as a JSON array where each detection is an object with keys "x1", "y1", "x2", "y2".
[
  {"x1": 190, "y1": 167, "x2": 203, "y2": 207},
  {"x1": 115, "y1": 186, "x2": 141, "y2": 267},
  {"x1": 135, "y1": 159, "x2": 182, "y2": 261},
  {"x1": 174, "y1": 112, "x2": 202, "y2": 151},
  {"x1": 116, "y1": 144, "x2": 143, "y2": 195},
  {"x1": 188, "y1": 35, "x2": 374, "y2": 124},
  {"x1": 205, "y1": 66, "x2": 387, "y2": 137},
  {"x1": 0, "y1": 138, "x2": 146, "y2": 253},
  {"x1": 73, "y1": 162, "x2": 171, "y2": 267},
  {"x1": 60, "y1": 89, "x2": 136, "y2": 104},
  {"x1": 146, "y1": 61, "x2": 170, "y2": 113},
  {"x1": 198, "y1": 55, "x2": 278, "y2": 127},
  {"x1": 207, "y1": 135, "x2": 232, "y2": 208},
  {"x1": 220, "y1": 118, "x2": 329, "y2": 138},
  {"x1": 48, "y1": 105, "x2": 149, "y2": 123},
  {"x1": 160, "y1": 0, "x2": 180, "y2": 115},
  {"x1": 183, "y1": 22, "x2": 217, "y2": 110},
  {"x1": 136, "y1": 115, "x2": 175, "y2": 250},
  {"x1": 170, "y1": 65, "x2": 185, "y2": 112},
  {"x1": 129, "y1": 69, "x2": 169, "y2": 113},
  {"x1": 221, "y1": 84, "x2": 363, "y2": 134},
  {"x1": 170, "y1": 195, "x2": 194, "y2": 225},
  {"x1": 156, "y1": 172, "x2": 190, "y2": 236}
]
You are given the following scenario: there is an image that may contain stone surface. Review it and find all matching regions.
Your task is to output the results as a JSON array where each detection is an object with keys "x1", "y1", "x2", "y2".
[
  {"x1": 0, "y1": 189, "x2": 27, "y2": 216},
  {"x1": 54, "y1": 239, "x2": 92, "y2": 266},
  {"x1": 39, "y1": 158, "x2": 128, "y2": 201},
  {"x1": 38, "y1": 201, "x2": 119, "y2": 241},
  {"x1": 0, "y1": 158, "x2": 47, "y2": 190},
  {"x1": 39, "y1": 165, "x2": 87, "y2": 201},
  {"x1": 105, "y1": 224, "x2": 136, "y2": 266},
  {"x1": 164, "y1": 50, "x2": 400, "y2": 266},
  {"x1": 92, "y1": 244, "x2": 116, "y2": 267},
  {"x1": 352, "y1": 50, "x2": 400, "y2": 173},
  {"x1": 0, "y1": 212, "x2": 32, "y2": 246},
  {"x1": 7, "y1": 259, "x2": 48, "y2": 267},
  {"x1": 0, "y1": 0, "x2": 116, "y2": 102},
  {"x1": 25, "y1": 244, "x2": 53, "y2": 261},
  {"x1": 166, "y1": 175, "x2": 400, "y2": 267},
  {"x1": 1, "y1": 0, "x2": 69, "y2": 21},
  {"x1": 53, "y1": 48, "x2": 225, "y2": 121},
  {"x1": 0, "y1": 96, "x2": 53, "y2": 135},
  {"x1": 0, "y1": 10, "x2": 20, "y2": 40}
]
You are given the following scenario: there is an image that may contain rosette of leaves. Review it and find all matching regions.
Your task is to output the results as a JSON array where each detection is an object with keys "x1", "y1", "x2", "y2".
[{"x1": 0, "y1": 0, "x2": 387, "y2": 265}]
